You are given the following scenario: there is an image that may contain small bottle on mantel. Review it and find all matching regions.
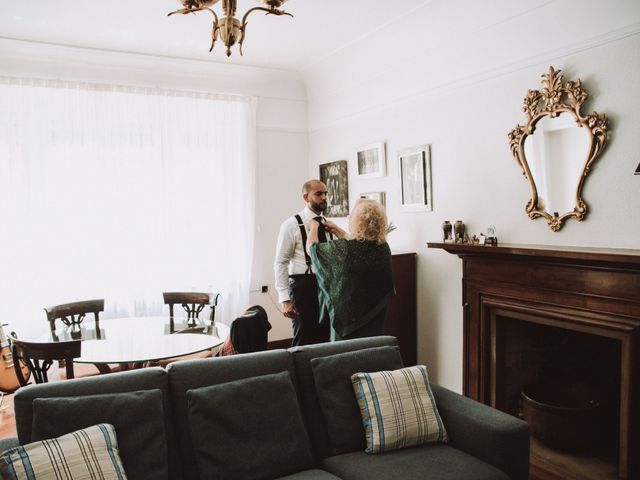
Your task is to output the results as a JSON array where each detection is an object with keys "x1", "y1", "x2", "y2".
[
  {"x1": 442, "y1": 221, "x2": 453, "y2": 243},
  {"x1": 454, "y1": 220, "x2": 465, "y2": 243}
]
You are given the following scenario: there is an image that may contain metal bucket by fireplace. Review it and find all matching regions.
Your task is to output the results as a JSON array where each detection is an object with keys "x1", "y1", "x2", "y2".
[{"x1": 521, "y1": 380, "x2": 604, "y2": 452}]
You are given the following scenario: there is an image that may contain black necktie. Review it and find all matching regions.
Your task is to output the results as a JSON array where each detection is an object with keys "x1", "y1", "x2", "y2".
[{"x1": 314, "y1": 217, "x2": 327, "y2": 243}]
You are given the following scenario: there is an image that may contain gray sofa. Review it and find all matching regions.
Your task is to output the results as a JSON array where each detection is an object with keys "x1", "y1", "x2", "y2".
[{"x1": 0, "y1": 336, "x2": 529, "y2": 480}]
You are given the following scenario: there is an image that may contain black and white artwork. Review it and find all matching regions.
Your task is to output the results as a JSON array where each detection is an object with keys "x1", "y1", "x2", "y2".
[
  {"x1": 319, "y1": 160, "x2": 349, "y2": 217},
  {"x1": 359, "y1": 191, "x2": 386, "y2": 209},
  {"x1": 357, "y1": 142, "x2": 386, "y2": 178},
  {"x1": 399, "y1": 144, "x2": 432, "y2": 211}
]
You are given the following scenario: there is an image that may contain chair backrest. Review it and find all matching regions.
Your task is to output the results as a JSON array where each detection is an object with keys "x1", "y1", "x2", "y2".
[
  {"x1": 10, "y1": 336, "x2": 82, "y2": 386},
  {"x1": 44, "y1": 299, "x2": 105, "y2": 333},
  {"x1": 163, "y1": 292, "x2": 219, "y2": 323}
]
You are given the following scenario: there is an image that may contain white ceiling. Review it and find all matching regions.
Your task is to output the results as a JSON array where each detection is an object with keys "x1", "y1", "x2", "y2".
[{"x1": 0, "y1": 0, "x2": 430, "y2": 72}]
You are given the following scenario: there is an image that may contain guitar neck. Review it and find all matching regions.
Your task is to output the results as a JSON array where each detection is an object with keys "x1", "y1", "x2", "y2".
[{"x1": 0, "y1": 324, "x2": 8, "y2": 348}]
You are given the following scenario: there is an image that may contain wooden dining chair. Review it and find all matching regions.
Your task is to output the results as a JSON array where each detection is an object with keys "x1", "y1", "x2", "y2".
[
  {"x1": 44, "y1": 299, "x2": 105, "y2": 334},
  {"x1": 163, "y1": 292, "x2": 219, "y2": 326},
  {"x1": 43, "y1": 299, "x2": 114, "y2": 377},
  {"x1": 159, "y1": 292, "x2": 220, "y2": 367},
  {"x1": 9, "y1": 335, "x2": 81, "y2": 386}
]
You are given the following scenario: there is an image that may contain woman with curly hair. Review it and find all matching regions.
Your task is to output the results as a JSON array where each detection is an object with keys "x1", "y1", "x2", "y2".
[{"x1": 307, "y1": 199, "x2": 394, "y2": 341}]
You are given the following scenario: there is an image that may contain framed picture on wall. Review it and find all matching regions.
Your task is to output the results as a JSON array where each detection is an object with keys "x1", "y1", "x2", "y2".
[
  {"x1": 356, "y1": 142, "x2": 386, "y2": 178},
  {"x1": 359, "y1": 191, "x2": 386, "y2": 208},
  {"x1": 399, "y1": 144, "x2": 432, "y2": 211},
  {"x1": 319, "y1": 160, "x2": 349, "y2": 217}
]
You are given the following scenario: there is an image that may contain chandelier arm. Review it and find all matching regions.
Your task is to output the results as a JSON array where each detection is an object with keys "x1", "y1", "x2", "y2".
[
  {"x1": 270, "y1": 10, "x2": 293, "y2": 18},
  {"x1": 238, "y1": 27, "x2": 246, "y2": 56},
  {"x1": 167, "y1": 7, "x2": 204, "y2": 16},
  {"x1": 241, "y1": 6, "x2": 269, "y2": 25},
  {"x1": 209, "y1": 19, "x2": 220, "y2": 52}
]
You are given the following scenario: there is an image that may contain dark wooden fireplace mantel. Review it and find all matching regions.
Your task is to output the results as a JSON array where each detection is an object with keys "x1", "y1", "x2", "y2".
[{"x1": 427, "y1": 242, "x2": 640, "y2": 480}]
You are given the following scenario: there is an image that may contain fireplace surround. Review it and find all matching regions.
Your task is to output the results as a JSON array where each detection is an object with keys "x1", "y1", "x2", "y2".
[{"x1": 428, "y1": 243, "x2": 640, "y2": 480}]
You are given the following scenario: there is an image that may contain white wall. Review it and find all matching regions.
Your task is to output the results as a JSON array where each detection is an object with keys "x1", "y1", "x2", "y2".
[
  {"x1": 304, "y1": 1, "x2": 640, "y2": 392},
  {"x1": 0, "y1": 38, "x2": 307, "y2": 341}
]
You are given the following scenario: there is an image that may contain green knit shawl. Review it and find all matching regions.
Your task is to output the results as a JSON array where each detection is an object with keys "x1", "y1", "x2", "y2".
[{"x1": 310, "y1": 239, "x2": 394, "y2": 337}]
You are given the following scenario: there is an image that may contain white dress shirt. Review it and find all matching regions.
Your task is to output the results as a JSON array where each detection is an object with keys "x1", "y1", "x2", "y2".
[{"x1": 274, "y1": 207, "x2": 325, "y2": 303}]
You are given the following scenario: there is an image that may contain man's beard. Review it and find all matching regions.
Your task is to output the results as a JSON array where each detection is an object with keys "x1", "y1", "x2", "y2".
[{"x1": 310, "y1": 200, "x2": 327, "y2": 213}]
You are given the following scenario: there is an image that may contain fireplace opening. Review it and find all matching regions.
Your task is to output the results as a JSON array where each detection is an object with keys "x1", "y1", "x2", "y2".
[{"x1": 493, "y1": 313, "x2": 622, "y2": 478}]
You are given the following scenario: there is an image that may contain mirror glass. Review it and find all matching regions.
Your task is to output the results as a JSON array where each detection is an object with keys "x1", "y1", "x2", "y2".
[{"x1": 523, "y1": 113, "x2": 591, "y2": 218}]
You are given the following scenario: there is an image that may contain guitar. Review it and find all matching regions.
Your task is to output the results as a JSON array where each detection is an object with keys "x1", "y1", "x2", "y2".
[{"x1": 0, "y1": 324, "x2": 30, "y2": 392}]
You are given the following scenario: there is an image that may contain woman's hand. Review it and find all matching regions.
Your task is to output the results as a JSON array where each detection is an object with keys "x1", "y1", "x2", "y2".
[
  {"x1": 324, "y1": 220, "x2": 347, "y2": 239},
  {"x1": 309, "y1": 218, "x2": 320, "y2": 231}
]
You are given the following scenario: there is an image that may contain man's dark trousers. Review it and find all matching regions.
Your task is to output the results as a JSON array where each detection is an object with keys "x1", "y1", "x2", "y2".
[{"x1": 288, "y1": 273, "x2": 329, "y2": 346}]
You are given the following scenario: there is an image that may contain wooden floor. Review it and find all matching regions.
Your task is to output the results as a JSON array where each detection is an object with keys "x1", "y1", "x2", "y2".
[{"x1": 0, "y1": 362, "x2": 101, "y2": 440}]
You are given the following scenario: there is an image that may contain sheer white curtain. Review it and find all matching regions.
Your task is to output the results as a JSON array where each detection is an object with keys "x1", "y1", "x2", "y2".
[{"x1": 0, "y1": 78, "x2": 256, "y2": 338}]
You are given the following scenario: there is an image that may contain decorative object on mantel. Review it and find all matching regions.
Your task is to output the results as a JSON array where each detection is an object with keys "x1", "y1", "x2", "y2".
[
  {"x1": 479, "y1": 225, "x2": 498, "y2": 246},
  {"x1": 454, "y1": 220, "x2": 465, "y2": 243},
  {"x1": 441, "y1": 220, "x2": 453, "y2": 243},
  {"x1": 168, "y1": 0, "x2": 293, "y2": 57},
  {"x1": 508, "y1": 66, "x2": 609, "y2": 232}
]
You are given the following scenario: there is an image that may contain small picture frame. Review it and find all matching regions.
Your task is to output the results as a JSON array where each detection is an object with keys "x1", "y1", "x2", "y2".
[
  {"x1": 359, "y1": 191, "x2": 386, "y2": 208},
  {"x1": 399, "y1": 144, "x2": 432, "y2": 211},
  {"x1": 319, "y1": 160, "x2": 349, "y2": 217},
  {"x1": 356, "y1": 142, "x2": 386, "y2": 178}
]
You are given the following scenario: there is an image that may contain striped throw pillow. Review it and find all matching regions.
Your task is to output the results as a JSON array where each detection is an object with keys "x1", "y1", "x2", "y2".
[
  {"x1": 0, "y1": 423, "x2": 127, "y2": 480},
  {"x1": 351, "y1": 365, "x2": 448, "y2": 454}
]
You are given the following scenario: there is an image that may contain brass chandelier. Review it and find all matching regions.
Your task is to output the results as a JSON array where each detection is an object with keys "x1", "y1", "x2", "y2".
[{"x1": 168, "y1": 0, "x2": 293, "y2": 57}]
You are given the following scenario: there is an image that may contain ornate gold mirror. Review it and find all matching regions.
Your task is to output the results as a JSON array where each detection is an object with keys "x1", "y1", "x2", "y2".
[{"x1": 508, "y1": 67, "x2": 609, "y2": 231}]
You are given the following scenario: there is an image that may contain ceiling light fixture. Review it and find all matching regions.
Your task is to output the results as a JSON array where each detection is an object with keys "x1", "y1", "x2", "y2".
[{"x1": 168, "y1": 0, "x2": 293, "y2": 57}]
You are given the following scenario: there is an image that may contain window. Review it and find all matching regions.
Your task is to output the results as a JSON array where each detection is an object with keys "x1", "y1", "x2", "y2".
[{"x1": 0, "y1": 78, "x2": 256, "y2": 336}]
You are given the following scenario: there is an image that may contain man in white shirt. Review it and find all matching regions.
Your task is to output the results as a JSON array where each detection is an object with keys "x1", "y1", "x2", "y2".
[{"x1": 274, "y1": 179, "x2": 331, "y2": 346}]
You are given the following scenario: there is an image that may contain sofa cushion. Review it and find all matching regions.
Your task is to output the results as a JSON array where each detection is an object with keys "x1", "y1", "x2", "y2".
[
  {"x1": 351, "y1": 365, "x2": 447, "y2": 453},
  {"x1": 187, "y1": 371, "x2": 314, "y2": 480},
  {"x1": 322, "y1": 444, "x2": 510, "y2": 480},
  {"x1": 290, "y1": 336, "x2": 400, "y2": 461},
  {"x1": 167, "y1": 349, "x2": 296, "y2": 480},
  {"x1": 13, "y1": 367, "x2": 179, "y2": 480},
  {"x1": 310, "y1": 346, "x2": 403, "y2": 455},
  {"x1": 0, "y1": 423, "x2": 127, "y2": 480},
  {"x1": 30, "y1": 389, "x2": 168, "y2": 480}
]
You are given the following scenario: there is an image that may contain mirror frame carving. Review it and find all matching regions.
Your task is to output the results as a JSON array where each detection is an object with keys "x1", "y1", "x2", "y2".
[{"x1": 508, "y1": 66, "x2": 609, "y2": 231}]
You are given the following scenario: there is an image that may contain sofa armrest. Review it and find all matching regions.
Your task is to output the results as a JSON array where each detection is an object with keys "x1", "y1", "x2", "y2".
[
  {"x1": 431, "y1": 384, "x2": 529, "y2": 480},
  {"x1": 0, "y1": 436, "x2": 20, "y2": 452}
]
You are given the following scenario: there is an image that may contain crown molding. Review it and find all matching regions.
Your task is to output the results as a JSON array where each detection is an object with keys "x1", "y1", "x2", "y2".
[{"x1": 307, "y1": 22, "x2": 640, "y2": 133}]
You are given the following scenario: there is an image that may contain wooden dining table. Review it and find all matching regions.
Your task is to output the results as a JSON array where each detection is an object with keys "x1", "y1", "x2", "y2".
[{"x1": 29, "y1": 316, "x2": 223, "y2": 373}]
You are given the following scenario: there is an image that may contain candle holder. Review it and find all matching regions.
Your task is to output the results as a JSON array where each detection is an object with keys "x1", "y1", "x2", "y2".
[
  {"x1": 442, "y1": 221, "x2": 453, "y2": 243},
  {"x1": 454, "y1": 220, "x2": 465, "y2": 243}
]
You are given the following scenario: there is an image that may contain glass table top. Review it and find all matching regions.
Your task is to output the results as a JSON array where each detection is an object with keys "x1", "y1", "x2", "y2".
[{"x1": 29, "y1": 316, "x2": 223, "y2": 365}]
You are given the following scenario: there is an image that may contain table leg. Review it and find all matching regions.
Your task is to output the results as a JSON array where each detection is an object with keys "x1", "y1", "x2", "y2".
[{"x1": 94, "y1": 363, "x2": 113, "y2": 374}]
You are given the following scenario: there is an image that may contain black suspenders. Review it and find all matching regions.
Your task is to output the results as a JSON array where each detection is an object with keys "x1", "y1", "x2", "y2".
[
  {"x1": 295, "y1": 214, "x2": 313, "y2": 274},
  {"x1": 294, "y1": 214, "x2": 335, "y2": 274}
]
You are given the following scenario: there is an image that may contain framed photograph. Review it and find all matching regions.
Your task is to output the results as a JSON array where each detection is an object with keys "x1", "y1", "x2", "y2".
[
  {"x1": 359, "y1": 191, "x2": 386, "y2": 208},
  {"x1": 356, "y1": 142, "x2": 386, "y2": 178},
  {"x1": 399, "y1": 144, "x2": 432, "y2": 211},
  {"x1": 319, "y1": 160, "x2": 349, "y2": 217}
]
